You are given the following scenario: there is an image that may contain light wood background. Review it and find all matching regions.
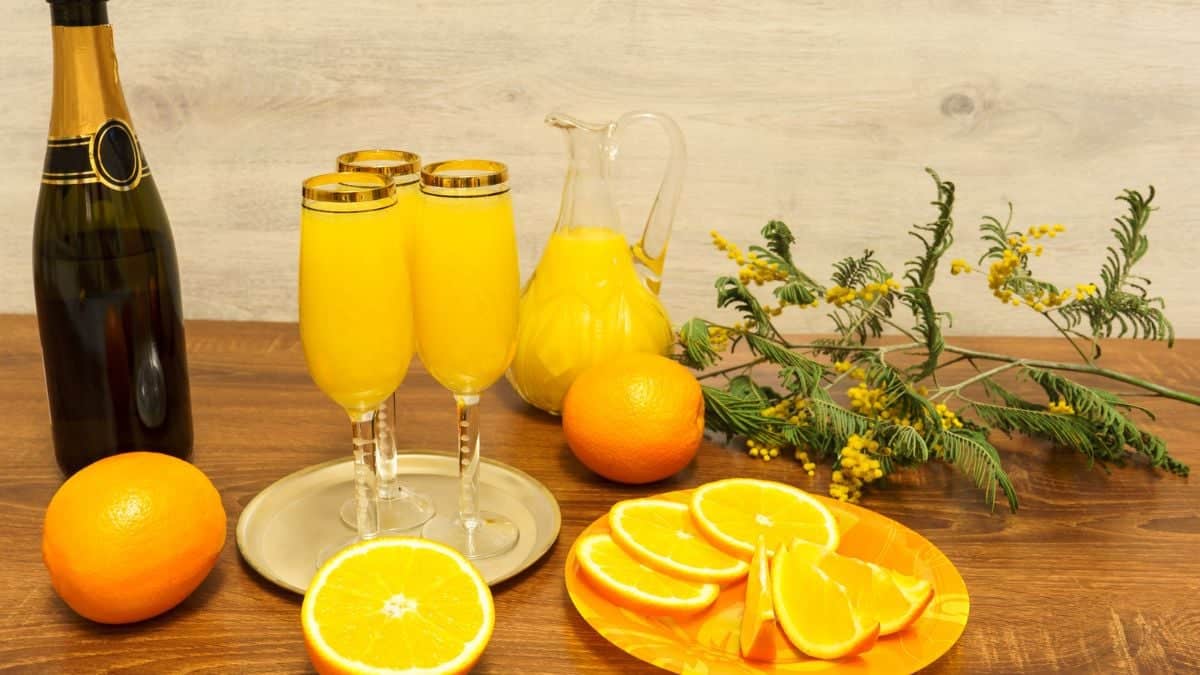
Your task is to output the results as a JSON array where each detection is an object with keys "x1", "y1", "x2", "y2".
[{"x1": 3, "y1": 0, "x2": 1199, "y2": 337}]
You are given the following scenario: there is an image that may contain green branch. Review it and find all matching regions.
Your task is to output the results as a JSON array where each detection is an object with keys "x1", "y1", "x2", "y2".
[{"x1": 943, "y1": 345, "x2": 1200, "y2": 406}]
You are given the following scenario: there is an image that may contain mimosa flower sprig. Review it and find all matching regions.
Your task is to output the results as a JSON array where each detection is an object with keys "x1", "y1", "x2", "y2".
[{"x1": 677, "y1": 169, "x2": 1194, "y2": 511}]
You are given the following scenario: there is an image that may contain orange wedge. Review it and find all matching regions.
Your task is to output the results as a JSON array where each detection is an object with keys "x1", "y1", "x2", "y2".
[
  {"x1": 608, "y1": 498, "x2": 749, "y2": 584},
  {"x1": 302, "y1": 537, "x2": 494, "y2": 675},
  {"x1": 789, "y1": 539, "x2": 934, "y2": 635},
  {"x1": 690, "y1": 478, "x2": 839, "y2": 559},
  {"x1": 576, "y1": 533, "x2": 719, "y2": 617},
  {"x1": 771, "y1": 542, "x2": 879, "y2": 660},
  {"x1": 882, "y1": 569, "x2": 935, "y2": 633},
  {"x1": 739, "y1": 537, "x2": 805, "y2": 662}
]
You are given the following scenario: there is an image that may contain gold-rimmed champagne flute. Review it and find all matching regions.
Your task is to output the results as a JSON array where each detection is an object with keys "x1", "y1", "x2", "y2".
[
  {"x1": 411, "y1": 160, "x2": 521, "y2": 559},
  {"x1": 333, "y1": 149, "x2": 435, "y2": 532},
  {"x1": 298, "y1": 172, "x2": 413, "y2": 555}
]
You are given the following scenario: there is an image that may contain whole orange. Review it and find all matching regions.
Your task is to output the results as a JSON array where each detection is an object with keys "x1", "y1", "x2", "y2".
[
  {"x1": 562, "y1": 352, "x2": 705, "y2": 484},
  {"x1": 42, "y1": 451, "x2": 226, "y2": 624}
]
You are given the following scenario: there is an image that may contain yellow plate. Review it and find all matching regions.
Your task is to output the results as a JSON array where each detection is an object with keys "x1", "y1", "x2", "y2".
[{"x1": 565, "y1": 489, "x2": 968, "y2": 674}]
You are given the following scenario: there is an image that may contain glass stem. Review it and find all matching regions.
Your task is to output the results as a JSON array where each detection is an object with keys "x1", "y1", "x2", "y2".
[
  {"x1": 349, "y1": 410, "x2": 381, "y2": 540},
  {"x1": 374, "y1": 394, "x2": 400, "y2": 501},
  {"x1": 454, "y1": 394, "x2": 483, "y2": 531}
]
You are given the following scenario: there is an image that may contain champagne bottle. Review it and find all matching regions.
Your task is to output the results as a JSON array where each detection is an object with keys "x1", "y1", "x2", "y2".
[{"x1": 34, "y1": 0, "x2": 193, "y2": 475}]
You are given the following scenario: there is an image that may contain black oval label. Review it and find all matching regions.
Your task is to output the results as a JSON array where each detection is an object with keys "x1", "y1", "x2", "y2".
[{"x1": 90, "y1": 119, "x2": 143, "y2": 191}]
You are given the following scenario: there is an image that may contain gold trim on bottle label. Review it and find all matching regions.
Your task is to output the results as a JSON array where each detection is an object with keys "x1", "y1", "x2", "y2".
[
  {"x1": 41, "y1": 119, "x2": 146, "y2": 191},
  {"x1": 41, "y1": 176, "x2": 103, "y2": 186},
  {"x1": 90, "y1": 119, "x2": 144, "y2": 191}
]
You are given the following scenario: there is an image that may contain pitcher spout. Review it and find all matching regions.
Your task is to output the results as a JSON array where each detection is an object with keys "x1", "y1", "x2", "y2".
[{"x1": 545, "y1": 112, "x2": 608, "y2": 133}]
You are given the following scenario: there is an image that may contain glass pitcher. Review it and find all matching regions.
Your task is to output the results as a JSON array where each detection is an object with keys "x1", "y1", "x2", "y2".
[{"x1": 507, "y1": 111, "x2": 686, "y2": 414}]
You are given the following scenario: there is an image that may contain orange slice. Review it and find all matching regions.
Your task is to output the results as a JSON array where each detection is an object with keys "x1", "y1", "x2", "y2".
[
  {"x1": 608, "y1": 498, "x2": 749, "y2": 584},
  {"x1": 302, "y1": 537, "x2": 494, "y2": 675},
  {"x1": 771, "y1": 542, "x2": 879, "y2": 660},
  {"x1": 690, "y1": 478, "x2": 839, "y2": 559},
  {"x1": 575, "y1": 533, "x2": 719, "y2": 617},
  {"x1": 789, "y1": 539, "x2": 934, "y2": 635}
]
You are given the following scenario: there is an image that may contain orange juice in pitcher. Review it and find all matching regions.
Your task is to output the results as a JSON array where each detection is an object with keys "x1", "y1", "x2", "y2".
[{"x1": 507, "y1": 112, "x2": 686, "y2": 414}]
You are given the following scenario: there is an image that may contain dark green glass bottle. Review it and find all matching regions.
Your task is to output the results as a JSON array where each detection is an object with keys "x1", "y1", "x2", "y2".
[{"x1": 34, "y1": 0, "x2": 193, "y2": 475}]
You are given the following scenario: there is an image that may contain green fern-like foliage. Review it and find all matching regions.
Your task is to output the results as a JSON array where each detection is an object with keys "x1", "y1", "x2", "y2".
[
  {"x1": 900, "y1": 169, "x2": 954, "y2": 379},
  {"x1": 677, "y1": 318, "x2": 719, "y2": 370},
  {"x1": 1023, "y1": 368, "x2": 1178, "y2": 473},
  {"x1": 827, "y1": 250, "x2": 896, "y2": 344},
  {"x1": 940, "y1": 429, "x2": 1018, "y2": 512},
  {"x1": 681, "y1": 170, "x2": 1194, "y2": 513},
  {"x1": 714, "y1": 277, "x2": 775, "y2": 336},
  {"x1": 1057, "y1": 188, "x2": 1174, "y2": 345}
]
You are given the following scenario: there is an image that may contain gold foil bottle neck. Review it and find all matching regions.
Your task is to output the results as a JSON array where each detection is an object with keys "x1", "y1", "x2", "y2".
[{"x1": 48, "y1": 24, "x2": 133, "y2": 140}]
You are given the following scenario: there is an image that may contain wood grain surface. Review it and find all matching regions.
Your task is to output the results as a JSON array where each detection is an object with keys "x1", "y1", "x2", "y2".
[
  {"x1": 3, "y1": 1, "x2": 1200, "y2": 337},
  {"x1": 0, "y1": 314, "x2": 1197, "y2": 673}
]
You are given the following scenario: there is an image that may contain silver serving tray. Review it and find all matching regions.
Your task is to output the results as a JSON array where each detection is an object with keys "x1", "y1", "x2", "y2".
[{"x1": 236, "y1": 452, "x2": 561, "y2": 593}]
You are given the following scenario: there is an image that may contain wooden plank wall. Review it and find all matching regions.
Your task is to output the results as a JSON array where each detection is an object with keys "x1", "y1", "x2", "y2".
[{"x1": 3, "y1": 0, "x2": 1198, "y2": 337}]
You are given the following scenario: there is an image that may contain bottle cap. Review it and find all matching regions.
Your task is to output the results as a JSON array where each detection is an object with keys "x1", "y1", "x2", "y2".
[{"x1": 48, "y1": 0, "x2": 108, "y2": 26}]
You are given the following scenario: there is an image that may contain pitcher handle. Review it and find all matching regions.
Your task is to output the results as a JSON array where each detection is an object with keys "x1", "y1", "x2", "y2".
[{"x1": 612, "y1": 111, "x2": 686, "y2": 295}]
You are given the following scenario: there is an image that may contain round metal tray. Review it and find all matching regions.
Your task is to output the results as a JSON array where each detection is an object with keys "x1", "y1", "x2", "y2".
[{"x1": 236, "y1": 452, "x2": 561, "y2": 593}]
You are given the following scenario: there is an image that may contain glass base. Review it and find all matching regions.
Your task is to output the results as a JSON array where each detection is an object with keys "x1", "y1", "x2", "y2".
[
  {"x1": 423, "y1": 512, "x2": 519, "y2": 560},
  {"x1": 339, "y1": 488, "x2": 436, "y2": 534},
  {"x1": 315, "y1": 533, "x2": 361, "y2": 570}
]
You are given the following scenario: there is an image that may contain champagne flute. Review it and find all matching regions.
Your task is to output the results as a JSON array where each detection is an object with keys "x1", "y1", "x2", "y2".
[
  {"x1": 299, "y1": 172, "x2": 413, "y2": 553},
  {"x1": 412, "y1": 160, "x2": 521, "y2": 559},
  {"x1": 333, "y1": 150, "x2": 435, "y2": 532}
]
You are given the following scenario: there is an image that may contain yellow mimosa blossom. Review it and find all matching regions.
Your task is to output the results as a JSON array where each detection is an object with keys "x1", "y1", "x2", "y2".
[
  {"x1": 706, "y1": 325, "x2": 731, "y2": 351},
  {"x1": 1047, "y1": 398, "x2": 1076, "y2": 415},
  {"x1": 830, "y1": 434, "x2": 886, "y2": 503}
]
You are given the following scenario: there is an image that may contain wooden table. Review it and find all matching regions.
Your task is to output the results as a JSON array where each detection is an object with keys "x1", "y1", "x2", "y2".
[{"x1": 1, "y1": 315, "x2": 1197, "y2": 673}]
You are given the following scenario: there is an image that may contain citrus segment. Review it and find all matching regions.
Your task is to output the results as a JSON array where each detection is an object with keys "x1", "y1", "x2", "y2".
[
  {"x1": 771, "y1": 543, "x2": 879, "y2": 660},
  {"x1": 302, "y1": 537, "x2": 494, "y2": 675},
  {"x1": 690, "y1": 478, "x2": 839, "y2": 559},
  {"x1": 882, "y1": 568, "x2": 935, "y2": 634},
  {"x1": 608, "y1": 499, "x2": 748, "y2": 584},
  {"x1": 789, "y1": 539, "x2": 933, "y2": 635},
  {"x1": 739, "y1": 537, "x2": 804, "y2": 662},
  {"x1": 576, "y1": 533, "x2": 719, "y2": 616}
]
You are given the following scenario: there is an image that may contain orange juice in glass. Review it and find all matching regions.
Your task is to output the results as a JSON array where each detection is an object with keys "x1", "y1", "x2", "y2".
[
  {"x1": 333, "y1": 150, "x2": 434, "y2": 533},
  {"x1": 299, "y1": 172, "x2": 412, "y2": 547},
  {"x1": 337, "y1": 150, "x2": 422, "y2": 258},
  {"x1": 411, "y1": 159, "x2": 520, "y2": 559}
]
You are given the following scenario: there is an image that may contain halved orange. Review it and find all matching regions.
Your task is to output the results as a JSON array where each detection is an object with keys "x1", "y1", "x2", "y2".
[
  {"x1": 608, "y1": 498, "x2": 749, "y2": 584},
  {"x1": 771, "y1": 542, "x2": 879, "y2": 660},
  {"x1": 301, "y1": 537, "x2": 494, "y2": 675},
  {"x1": 789, "y1": 539, "x2": 934, "y2": 635},
  {"x1": 575, "y1": 533, "x2": 719, "y2": 617},
  {"x1": 690, "y1": 478, "x2": 839, "y2": 559}
]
